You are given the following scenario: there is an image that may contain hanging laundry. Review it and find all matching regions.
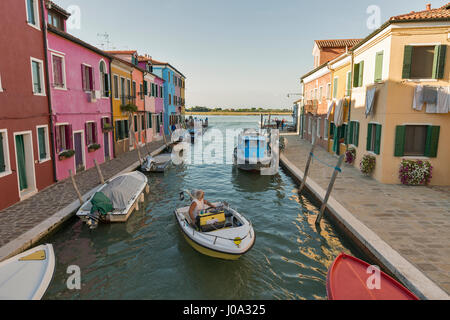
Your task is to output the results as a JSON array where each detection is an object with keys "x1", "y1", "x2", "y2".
[
  {"x1": 436, "y1": 86, "x2": 450, "y2": 114},
  {"x1": 422, "y1": 86, "x2": 438, "y2": 104},
  {"x1": 327, "y1": 100, "x2": 335, "y2": 120},
  {"x1": 365, "y1": 87, "x2": 376, "y2": 118},
  {"x1": 426, "y1": 102, "x2": 437, "y2": 113},
  {"x1": 334, "y1": 99, "x2": 344, "y2": 127},
  {"x1": 412, "y1": 85, "x2": 424, "y2": 111}
]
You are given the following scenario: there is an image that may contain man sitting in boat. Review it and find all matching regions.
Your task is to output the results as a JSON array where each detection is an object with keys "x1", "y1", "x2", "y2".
[{"x1": 189, "y1": 190, "x2": 216, "y2": 228}]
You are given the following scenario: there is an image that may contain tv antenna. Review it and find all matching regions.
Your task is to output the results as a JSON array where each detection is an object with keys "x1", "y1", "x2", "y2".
[{"x1": 97, "y1": 32, "x2": 113, "y2": 50}]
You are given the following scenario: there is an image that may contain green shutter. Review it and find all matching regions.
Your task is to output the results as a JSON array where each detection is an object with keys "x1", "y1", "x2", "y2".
[
  {"x1": 358, "y1": 61, "x2": 364, "y2": 87},
  {"x1": 346, "y1": 72, "x2": 352, "y2": 96},
  {"x1": 432, "y1": 45, "x2": 447, "y2": 79},
  {"x1": 366, "y1": 124, "x2": 373, "y2": 151},
  {"x1": 143, "y1": 81, "x2": 148, "y2": 95},
  {"x1": 0, "y1": 133, "x2": 5, "y2": 172},
  {"x1": 348, "y1": 122, "x2": 354, "y2": 145},
  {"x1": 374, "y1": 51, "x2": 384, "y2": 82},
  {"x1": 333, "y1": 78, "x2": 338, "y2": 98},
  {"x1": 402, "y1": 46, "x2": 413, "y2": 79},
  {"x1": 115, "y1": 121, "x2": 120, "y2": 141},
  {"x1": 394, "y1": 125, "x2": 406, "y2": 157},
  {"x1": 353, "y1": 63, "x2": 360, "y2": 87},
  {"x1": 374, "y1": 124, "x2": 382, "y2": 155},
  {"x1": 38, "y1": 128, "x2": 46, "y2": 160},
  {"x1": 355, "y1": 122, "x2": 360, "y2": 147},
  {"x1": 424, "y1": 126, "x2": 440, "y2": 157},
  {"x1": 330, "y1": 123, "x2": 335, "y2": 138}
]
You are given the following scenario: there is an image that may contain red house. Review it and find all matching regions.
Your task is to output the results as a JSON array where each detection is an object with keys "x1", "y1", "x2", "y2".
[{"x1": 0, "y1": 0, "x2": 55, "y2": 210}]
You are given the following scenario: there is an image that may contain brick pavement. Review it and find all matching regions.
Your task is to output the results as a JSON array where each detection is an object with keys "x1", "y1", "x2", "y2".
[
  {"x1": 0, "y1": 140, "x2": 165, "y2": 247},
  {"x1": 283, "y1": 135, "x2": 450, "y2": 294}
]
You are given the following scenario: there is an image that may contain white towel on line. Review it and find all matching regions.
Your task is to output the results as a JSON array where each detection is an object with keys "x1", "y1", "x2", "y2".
[
  {"x1": 436, "y1": 86, "x2": 450, "y2": 114},
  {"x1": 413, "y1": 85, "x2": 424, "y2": 111}
]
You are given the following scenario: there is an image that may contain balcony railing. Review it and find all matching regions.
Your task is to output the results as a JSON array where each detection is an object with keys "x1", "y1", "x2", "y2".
[{"x1": 304, "y1": 99, "x2": 319, "y2": 114}]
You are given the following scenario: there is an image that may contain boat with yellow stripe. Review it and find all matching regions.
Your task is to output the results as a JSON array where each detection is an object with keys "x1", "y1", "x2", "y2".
[{"x1": 175, "y1": 193, "x2": 255, "y2": 260}]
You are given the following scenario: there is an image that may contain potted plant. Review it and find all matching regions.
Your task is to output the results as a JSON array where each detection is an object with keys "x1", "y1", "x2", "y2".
[
  {"x1": 345, "y1": 147, "x2": 356, "y2": 165},
  {"x1": 399, "y1": 159, "x2": 432, "y2": 185},
  {"x1": 102, "y1": 121, "x2": 113, "y2": 133},
  {"x1": 360, "y1": 154, "x2": 376, "y2": 176},
  {"x1": 58, "y1": 149, "x2": 75, "y2": 161},
  {"x1": 88, "y1": 143, "x2": 101, "y2": 153}
]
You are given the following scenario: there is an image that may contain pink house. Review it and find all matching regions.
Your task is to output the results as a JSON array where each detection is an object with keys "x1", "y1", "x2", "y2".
[
  {"x1": 138, "y1": 55, "x2": 165, "y2": 142},
  {"x1": 45, "y1": 1, "x2": 113, "y2": 181}
]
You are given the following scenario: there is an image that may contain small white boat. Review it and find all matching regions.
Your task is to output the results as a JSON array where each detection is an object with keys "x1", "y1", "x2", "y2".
[
  {"x1": 76, "y1": 171, "x2": 149, "y2": 227},
  {"x1": 0, "y1": 244, "x2": 55, "y2": 300},
  {"x1": 141, "y1": 154, "x2": 172, "y2": 173},
  {"x1": 175, "y1": 193, "x2": 255, "y2": 260}
]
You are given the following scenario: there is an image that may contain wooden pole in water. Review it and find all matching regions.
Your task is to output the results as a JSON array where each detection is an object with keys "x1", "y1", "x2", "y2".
[
  {"x1": 315, "y1": 154, "x2": 344, "y2": 224},
  {"x1": 260, "y1": 113, "x2": 263, "y2": 129},
  {"x1": 299, "y1": 140, "x2": 317, "y2": 193},
  {"x1": 69, "y1": 169, "x2": 84, "y2": 205},
  {"x1": 94, "y1": 159, "x2": 105, "y2": 185}
]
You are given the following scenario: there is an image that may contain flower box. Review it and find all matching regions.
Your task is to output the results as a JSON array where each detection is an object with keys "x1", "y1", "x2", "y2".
[
  {"x1": 399, "y1": 159, "x2": 432, "y2": 185},
  {"x1": 58, "y1": 149, "x2": 75, "y2": 161},
  {"x1": 360, "y1": 154, "x2": 376, "y2": 176},
  {"x1": 345, "y1": 148, "x2": 356, "y2": 165},
  {"x1": 88, "y1": 143, "x2": 101, "y2": 153}
]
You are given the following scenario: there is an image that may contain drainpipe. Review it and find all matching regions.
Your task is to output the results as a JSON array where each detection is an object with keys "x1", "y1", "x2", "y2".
[
  {"x1": 40, "y1": 0, "x2": 57, "y2": 183},
  {"x1": 108, "y1": 58, "x2": 115, "y2": 158},
  {"x1": 347, "y1": 51, "x2": 355, "y2": 149}
]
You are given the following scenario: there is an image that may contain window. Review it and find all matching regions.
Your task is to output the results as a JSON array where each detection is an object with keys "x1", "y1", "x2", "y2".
[
  {"x1": 37, "y1": 126, "x2": 50, "y2": 162},
  {"x1": 324, "y1": 119, "x2": 328, "y2": 140},
  {"x1": 402, "y1": 45, "x2": 447, "y2": 80},
  {"x1": 319, "y1": 86, "x2": 323, "y2": 100},
  {"x1": 0, "y1": 73, "x2": 3, "y2": 92},
  {"x1": 348, "y1": 121, "x2": 360, "y2": 146},
  {"x1": 333, "y1": 77, "x2": 338, "y2": 98},
  {"x1": 395, "y1": 125, "x2": 440, "y2": 157},
  {"x1": 120, "y1": 78, "x2": 126, "y2": 104},
  {"x1": 127, "y1": 79, "x2": 131, "y2": 100},
  {"x1": 345, "y1": 72, "x2": 352, "y2": 96},
  {"x1": 115, "y1": 120, "x2": 129, "y2": 141},
  {"x1": 353, "y1": 61, "x2": 364, "y2": 88},
  {"x1": 52, "y1": 54, "x2": 65, "y2": 89},
  {"x1": 140, "y1": 84, "x2": 144, "y2": 100},
  {"x1": 81, "y1": 64, "x2": 93, "y2": 92},
  {"x1": 374, "y1": 51, "x2": 384, "y2": 82},
  {"x1": 160, "y1": 86, "x2": 163, "y2": 98},
  {"x1": 329, "y1": 122, "x2": 335, "y2": 140},
  {"x1": 85, "y1": 122, "x2": 97, "y2": 146},
  {"x1": 314, "y1": 88, "x2": 318, "y2": 100},
  {"x1": 168, "y1": 72, "x2": 171, "y2": 83},
  {"x1": 31, "y1": 58, "x2": 45, "y2": 95},
  {"x1": 113, "y1": 75, "x2": 119, "y2": 99},
  {"x1": 48, "y1": 11, "x2": 63, "y2": 31},
  {"x1": 148, "y1": 112, "x2": 152, "y2": 129},
  {"x1": 0, "y1": 130, "x2": 11, "y2": 175},
  {"x1": 143, "y1": 81, "x2": 148, "y2": 96},
  {"x1": 169, "y1": 94, "x2": 172, "y2": 105},
  {"x1": 26, "y1": 0, "x2": 39, "y2": 28},
  {"x1": 317, "y1": 118, "x2": 321, "y2": 138},
  {"x1": 326, "y1": 83, "x2": 331, "y2": 100},
  {"x1": 366, "y1": 123, "x2": 381, "y2": 155},
  {"x1": 308, "y1": 116, "x2": 311, "y2": 134},
  {"x1": 132, "y1": 81, "x2": 136, "y2": 98},
  {"x1": 55, "y1": 124, "x2": 72, "y2": 152},
  {"x1": 134, "y1": 115, "x2": 138, "y2": 132},
  {"x1": 100, "y1": 61, "x2": 109, "y2": 97}
]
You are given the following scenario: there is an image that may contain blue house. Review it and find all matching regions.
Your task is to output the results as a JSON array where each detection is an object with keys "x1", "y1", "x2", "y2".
[{"x1": 150, "y1": 59, "x2": 185, "y2": 135}]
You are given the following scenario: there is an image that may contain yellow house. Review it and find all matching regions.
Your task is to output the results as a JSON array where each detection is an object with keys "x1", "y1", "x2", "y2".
[
  {"x1": 349, "y1": 3, "x2": 450, "y2": 185},
  {"x1": 327, "y1": 53, "x2": 353, "y2": 156},
  {"x1": 110, "y1": 57, "x2": 134, "y2": 156}
]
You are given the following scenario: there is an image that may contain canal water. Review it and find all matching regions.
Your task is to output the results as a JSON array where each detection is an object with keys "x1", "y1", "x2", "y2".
[{"x1": 43, "y1": 115, "x2": 362, "y2": 300}]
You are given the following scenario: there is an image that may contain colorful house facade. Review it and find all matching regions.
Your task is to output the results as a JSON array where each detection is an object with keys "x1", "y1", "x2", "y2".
[
  {"x1": 151, "y1": 59, "x2": 185, "y2": 135},
  {"x1": 0, "y1": 0, "x2": 55, "y2": 209},
  {"x1": 349, "y1": 3, "x2": 450, "y2": 185},
  {"x1": 45, "y1": 2, "x2": 113, "y2": 181}
]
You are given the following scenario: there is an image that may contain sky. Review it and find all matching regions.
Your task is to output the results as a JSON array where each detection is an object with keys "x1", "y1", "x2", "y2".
[{"x1": 53, "y1": 0, "x2": 449, "y2": 109}]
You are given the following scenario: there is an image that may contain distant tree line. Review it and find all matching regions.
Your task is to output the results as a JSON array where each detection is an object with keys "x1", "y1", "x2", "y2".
[{"x1": 186, "y1": 106, "x2": 291, "y2": 113}]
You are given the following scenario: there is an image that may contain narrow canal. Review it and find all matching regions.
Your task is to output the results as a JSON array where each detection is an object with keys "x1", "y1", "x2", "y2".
[{"x1": 43, "y1": 115, "x2": 363, "y2": 300}]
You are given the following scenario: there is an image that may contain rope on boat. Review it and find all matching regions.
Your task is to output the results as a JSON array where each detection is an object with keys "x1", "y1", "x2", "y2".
[{"x1": 310, "y1": 152, "x2": 342, "y2": 173}]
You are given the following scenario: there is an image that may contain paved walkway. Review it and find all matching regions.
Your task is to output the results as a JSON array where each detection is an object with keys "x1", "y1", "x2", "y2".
[
  {"x1": 0, "y1": 140, "x2": 165, "y2": 248},
  {"x1": 283, "y1": 135, "x2": 450, "y2": 294}
]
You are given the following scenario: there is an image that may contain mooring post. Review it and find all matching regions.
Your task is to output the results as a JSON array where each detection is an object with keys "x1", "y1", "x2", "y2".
[
  {"x1": 260, "y1": 113, "x2": 263, "y2": 129},
  {"x1": 94, "y1": 159, "x2": 105, "y2": 185},
  {"x1": 299, "y1": 140, "x2": 317, "y2": 193},
  {"x1": 315, "y1": 154, "x2": 344, "y2": 225},
  {"x1": 69, "y1": 169, "x2": 84, "y2": 205}
]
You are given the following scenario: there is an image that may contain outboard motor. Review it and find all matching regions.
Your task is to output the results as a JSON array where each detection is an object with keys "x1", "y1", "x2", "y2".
[{"x1": 86, "y1": 211, "x2": 101, "y2": 230}]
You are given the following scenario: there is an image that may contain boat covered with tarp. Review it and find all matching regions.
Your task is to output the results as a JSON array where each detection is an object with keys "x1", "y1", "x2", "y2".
[{"x1": 76, "y1": 171, "x2": 148, "y2": 228}]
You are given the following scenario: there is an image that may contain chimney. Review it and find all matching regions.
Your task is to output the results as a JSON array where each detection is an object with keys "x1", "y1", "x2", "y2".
[{"x1": 426, "y1": 3, "x2": 431, "y2": 11}]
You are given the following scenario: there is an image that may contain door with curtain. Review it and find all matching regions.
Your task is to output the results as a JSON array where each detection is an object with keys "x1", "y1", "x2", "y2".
[
  {"x1": 74, "y1": 132, "x2": 84, "y2": 172},
  {"x1": 15, "y1": 134, "x2": 28, "y2": 191}
]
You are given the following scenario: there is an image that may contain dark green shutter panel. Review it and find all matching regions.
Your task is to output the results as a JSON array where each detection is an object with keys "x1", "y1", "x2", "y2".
[
  {"x1": 38, "y1": 128, "x2": 46, "y2": 160},
  {"x1": 424, "y1": 126, "x2": 440, "y2": 157},
  {"x1": 353, "y1": 63, "x2": 360, "y2": 87},
  {"x1": 104, "y1": 75, "x2": 110, "y2": 97},
  {"x1": 366, "y1": 124, "x2": 373, "y2": 151},
  {"x1": 0, "y1": 133, "x2": 5, "y2": 172},
  {"x1": 348, "y1": 122, "x2": 354, "y2": 145},
  {"x1": 402, "y1": 46, "x2": 413, "y2": 79},
  {"x1": 115, "y1": 122, "x2": 119, "y2": 141},
  {"x1": 432, "y1": 45, "x2": 447, "y2": 79},
  {"x1": 329, "y1": 123, "x2": 334, "y2": 138},
  {"x1": 143, "y1": 81, "x2": 148, "y2": 95},
  {"x1": 374, "y1": 51, "x2": 383, "y2": 82},
  {"x1": 333, "y1": 78, "x2": 338, "y2": 98},
  {"x1": 358, "y1": 61, "x2": 364, "y2": 87},
  {"x1": 394, "y1": 126, "x2": 406, "y2": 157},
  {"x1": 374, "y1": 124, "x2": 382, "y2": 155},
  {"x1": 355, "y1": 122, "x2": 360, "y2": 147},
  {"x1": 346, "y1": 72, "x2": 352, "y2": 96}
]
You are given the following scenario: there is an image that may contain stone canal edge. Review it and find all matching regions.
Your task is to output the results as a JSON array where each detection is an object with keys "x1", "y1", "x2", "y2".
[
  {"x1": 0, "y1": 143, "x2": 169, "y2": 265},
  {"x1": 280, "y1": 153, "x2": 449, "y2": 300}
]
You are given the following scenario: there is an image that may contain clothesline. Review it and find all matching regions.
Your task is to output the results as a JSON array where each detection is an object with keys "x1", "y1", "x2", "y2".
[
  {"x1": 413, "y1": 85, "x2": 449, "y2": 113},
  {"x1": 310, "y1": 152, "x2": 342, "y2": 173}
]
